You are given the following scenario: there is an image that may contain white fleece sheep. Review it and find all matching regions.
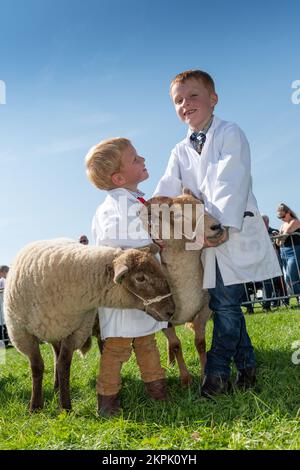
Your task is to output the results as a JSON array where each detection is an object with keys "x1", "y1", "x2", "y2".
[{"x1": 4, "y1": 238, "x2": 174, "y2": 411}]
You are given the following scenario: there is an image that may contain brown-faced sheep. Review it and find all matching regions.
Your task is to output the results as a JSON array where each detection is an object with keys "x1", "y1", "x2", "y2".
[
  {"x1": 4, "y1": 239, "x2": 175, "y2": 412},
  {"x1": 144, "y1": 194, "x2": 223, "y2": 385},
  {"x1": 91, "y1": 194, "x2": 223, "y2": 385}
]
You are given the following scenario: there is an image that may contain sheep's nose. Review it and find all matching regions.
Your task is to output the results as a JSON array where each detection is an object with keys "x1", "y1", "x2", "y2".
[{"x1": 211, "y1": 223, "x2": 222, "y2": 231}]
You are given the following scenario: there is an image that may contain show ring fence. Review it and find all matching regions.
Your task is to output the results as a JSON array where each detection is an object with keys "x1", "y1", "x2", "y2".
[
  {"x1": 242, "y1": 232, "x2": 300, "y2": 311},
  {"x1": 0, "y1": 288, "x2": 8, "y2": 347},
  {"x1": 1, "y1": 233, "x2": 299, "y2": 344}
]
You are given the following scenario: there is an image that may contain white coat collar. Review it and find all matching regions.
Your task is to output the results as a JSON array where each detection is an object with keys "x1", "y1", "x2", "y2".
[{"x1": 107, "y1": 187, "x2": 144, "y2": 204}]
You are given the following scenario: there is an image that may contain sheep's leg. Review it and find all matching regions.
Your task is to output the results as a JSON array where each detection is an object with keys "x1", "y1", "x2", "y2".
[
  {"x1": 12, "y1": 329, "x2": 44, "y2": 411},
  {"x1": 98, "y1": 338, "x2": 104, "y2": 355},
  {"x1": 52, "y1": 341, "x2": 62, "y2": 392},
  {"x1": 94, "y1": 329, "x2": 104, "y2": 355},
  {"x1": 56, "y1": 337, "x2": 75, "y2": 411},
  {"x1": 192, "y1": 314, "x2": 207, "y2": 378},
  {"x1": 92, "y1": 315, "x2": 104, "y2": 354},
  {"x1": 57, "y1": 310, "x2": 97, "y2": 411},
  {"x1": 163, "y1": 327, "x2": 192, "y2": 387},
  {"x1": 28, "y1": 339, "x2": 45, "y2": 411}
]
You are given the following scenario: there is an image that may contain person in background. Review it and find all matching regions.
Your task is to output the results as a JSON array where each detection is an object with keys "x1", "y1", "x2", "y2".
[
  {"x1": 262, "y1": 215, "x2": 288, "y2": 308},
  {"x1": 0, "y1": 265, "x2": 12, "y2": 347},
  {"x1": 260, "y1": 215, "x2": 279, "y2": 311},
  {"x1": 0, "y1": 265, "x2": 9, "y2": 288},
  {"x1": 262, "y1": 215, "x2": 279, "y2": 237},
  {"x1": 276, "y1": 203, "x2": 300, "y2": 300},
  {"x1": 79, "y1": 235, "x2": 89, "y2": 245}
]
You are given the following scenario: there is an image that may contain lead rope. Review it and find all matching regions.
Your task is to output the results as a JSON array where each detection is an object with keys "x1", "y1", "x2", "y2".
[{"x1": 125, "y1": 288, "x2": 173, "y2": 307}]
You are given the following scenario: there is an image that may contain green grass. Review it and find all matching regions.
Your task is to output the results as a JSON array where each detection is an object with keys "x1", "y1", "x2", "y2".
[{"x1": 1, "y1": 308, "x2": 300, "y2": 450}]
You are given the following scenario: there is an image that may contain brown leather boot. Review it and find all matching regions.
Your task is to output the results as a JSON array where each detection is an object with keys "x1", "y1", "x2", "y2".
[
  {"x1": 97, "y1": 393, "x2": 121, "y2": 417},
  {"x1": 145, "y1": 379, "x2": 167, "y2": 401}
]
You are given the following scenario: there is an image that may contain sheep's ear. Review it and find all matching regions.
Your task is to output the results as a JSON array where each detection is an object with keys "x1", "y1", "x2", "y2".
[
  {"x1": 113, "y1": 264, "x2": 129, "y2": 284},
  {"x1": 182, "y1": 187, "x2": 204, "y2": 203},
  {"x1": 182, "y1": 187, "x2": 196, "y2": 197}
]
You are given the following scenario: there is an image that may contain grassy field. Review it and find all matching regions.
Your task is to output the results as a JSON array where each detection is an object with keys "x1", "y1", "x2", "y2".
[{"x1": 0, "y1": 308, "x2": 300, "y2": 450}]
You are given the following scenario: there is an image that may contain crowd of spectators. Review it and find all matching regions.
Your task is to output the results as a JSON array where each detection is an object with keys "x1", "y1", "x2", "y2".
[{"x1": 243, "y1": 203, "x2": 300, "y2": 313}]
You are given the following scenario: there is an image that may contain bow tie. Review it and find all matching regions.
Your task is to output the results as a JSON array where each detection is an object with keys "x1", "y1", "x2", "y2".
[{"x1": 190, "y1": 132, "x2": 206, "y2": 154}]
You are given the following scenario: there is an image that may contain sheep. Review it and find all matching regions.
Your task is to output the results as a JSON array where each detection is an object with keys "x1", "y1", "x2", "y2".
[
  {"x1": 4, "y1": 238, "x2": 175, "y2": 412},
  {"x1": 91, "y1": 193, "x2": 224, "y2": 385},
  {"x1": 143, "y1": 193, "x2": 224, "y2": 385}
]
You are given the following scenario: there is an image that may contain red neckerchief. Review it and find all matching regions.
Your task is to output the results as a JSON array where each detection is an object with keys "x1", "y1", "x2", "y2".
[{"x1": 137, "y1": 196, "x2": 147, "y2": 205}]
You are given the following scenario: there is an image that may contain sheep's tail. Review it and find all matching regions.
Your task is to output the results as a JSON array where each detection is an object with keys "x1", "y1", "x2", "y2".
[{"x1": 78, "y1": 336, "x2": 93, "y2": 357}]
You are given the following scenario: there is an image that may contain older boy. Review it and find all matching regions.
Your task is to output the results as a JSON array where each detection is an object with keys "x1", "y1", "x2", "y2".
[
  {"x1": 154, "y1": 70, "x2": 281, "y2": 397},
  {"x1": 85, "y1": 138, "x2": 168, "y2": 417}
]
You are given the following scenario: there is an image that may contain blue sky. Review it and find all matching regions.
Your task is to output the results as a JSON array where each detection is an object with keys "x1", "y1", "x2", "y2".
[{"x1": 1, "y1": 0, "x2": 300, "y2": 265}]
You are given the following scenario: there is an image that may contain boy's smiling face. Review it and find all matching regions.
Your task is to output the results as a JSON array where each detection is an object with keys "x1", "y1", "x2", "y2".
[
  {"x1": 171, "y1": 78, "x2": 218, "y2": 132},
  {"x1": 111, "y1": 144, "x2": 149, "y2": 191}
]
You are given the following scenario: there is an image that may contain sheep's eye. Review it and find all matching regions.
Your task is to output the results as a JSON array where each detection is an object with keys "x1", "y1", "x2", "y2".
[{"x1": 135, "y1": 273, "x2": 146, "y2": 283}]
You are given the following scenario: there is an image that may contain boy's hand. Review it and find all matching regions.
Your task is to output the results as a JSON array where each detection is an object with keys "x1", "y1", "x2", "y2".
[{"x1": 204, "y1": 227, "x2": 229, "y2": 248}]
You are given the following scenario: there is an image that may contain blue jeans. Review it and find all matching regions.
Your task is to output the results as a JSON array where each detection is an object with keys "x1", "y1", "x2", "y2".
[
  {"x1": 280, "y1": 245, "x2": 300, "y2": 295},
  {"x1": 205, "y1": 263, "x2": 256, "y2": 379}
]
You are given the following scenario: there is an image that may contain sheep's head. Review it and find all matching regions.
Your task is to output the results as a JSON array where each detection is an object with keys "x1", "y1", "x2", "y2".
[
  {"x1": 112, "y1": 245, "x2": 175, "y2": 321},
  {"x1": 141, "y1": 193, "x2": 224, "y2": 250}
]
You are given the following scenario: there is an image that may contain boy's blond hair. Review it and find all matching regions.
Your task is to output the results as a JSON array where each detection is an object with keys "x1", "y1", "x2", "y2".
[
  {"x1": 85, "y1": 137, "x2": 131, "y2": 190},
  {"x1": 170, "y1": 69, "x2": 216, "y2": 95}
]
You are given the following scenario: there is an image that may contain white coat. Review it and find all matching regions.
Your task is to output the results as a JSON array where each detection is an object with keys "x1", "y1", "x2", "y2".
[
  {"x1": 92, "y1": 188, "x2": 168, "y2": 339},
  {"x1": 153, "y1": 116, "x2": 282, "y2": 289}
]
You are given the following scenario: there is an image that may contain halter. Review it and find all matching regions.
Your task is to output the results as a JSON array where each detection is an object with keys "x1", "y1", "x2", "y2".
[{"x1": 126, "y1": 288, "x2": 173, "y2": 307}]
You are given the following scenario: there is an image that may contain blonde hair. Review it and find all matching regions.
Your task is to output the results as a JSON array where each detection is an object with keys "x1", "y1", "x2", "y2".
[
  {"x1": 170, "y1": 69, "x2": 216, "y2": 95},
  {"x1": 85, "y1": 137, "x2": 131, "y2": 190}
]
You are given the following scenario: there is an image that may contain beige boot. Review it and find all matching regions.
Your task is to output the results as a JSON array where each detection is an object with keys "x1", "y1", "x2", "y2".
[
  {"x1": 97, "y1": 393, "x2": 121, "y2": 417},
  {"x1": 145, "y1": 378, "x2": 167, "y2": 401}
]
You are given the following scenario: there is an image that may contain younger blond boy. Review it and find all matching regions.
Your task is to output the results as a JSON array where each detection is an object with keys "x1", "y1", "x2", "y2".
[{"x1": 85, "y1": 138, "x2": 168, "y2": 417}]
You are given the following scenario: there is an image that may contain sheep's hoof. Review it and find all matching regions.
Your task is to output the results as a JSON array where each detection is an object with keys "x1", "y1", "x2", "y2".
[
  {"x1": 29, "y1": 403, "x2": 44, "y2": 412},
  {"x1": 181, "y1": 374, "x2": 193, "y2": 387},
  {"x1": 60, "y1": 405, "x2": 72, "y2": 413}
]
